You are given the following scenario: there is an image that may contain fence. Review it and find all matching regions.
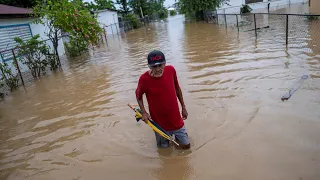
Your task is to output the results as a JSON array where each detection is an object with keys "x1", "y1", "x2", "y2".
[
  {"x1": 205, "y1": 13, "x2": 320, "y2": 49},
  {"x1": 0, "y1": 16, "x2": 154, "y2": 97},
  {"x1": 103, "y1": 16, "x2": 152, "y2": 36}
]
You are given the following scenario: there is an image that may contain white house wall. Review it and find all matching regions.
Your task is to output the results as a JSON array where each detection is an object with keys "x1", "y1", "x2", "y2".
[
  {"x1": 0, "y1": 18, "x2": 65, "y2": 57},
  {"x1": 96, "y1": 11, "x2": 120, "y2": 36},
  {"x1": 0, "y1": 18, "x2": 65, "y2": 73},
  {"x1": 217, "y1": 0, "x2": 309, "y2": 14}
]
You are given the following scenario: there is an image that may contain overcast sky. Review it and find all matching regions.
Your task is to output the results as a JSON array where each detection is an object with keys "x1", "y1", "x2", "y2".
[{"x1": 84, "y1": 0, "x2": 177, "y2": 8}]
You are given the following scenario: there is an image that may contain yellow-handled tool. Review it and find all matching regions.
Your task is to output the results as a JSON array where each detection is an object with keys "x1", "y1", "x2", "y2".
[{"x1": 128, "y1": 104, "x2": 179, "y2": 146}]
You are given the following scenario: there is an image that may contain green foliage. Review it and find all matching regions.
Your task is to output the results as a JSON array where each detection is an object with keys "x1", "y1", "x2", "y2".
[
  {"x1": 64, "y1": 36, "x2": 89, "y2": 57},
  {"x1": 14, "y1": 34, "x2": 49, "y2": 79},
  {"x1": 170, "y1": 10, "x2": 177, "y2": 16},
  {"x1": 158, "y1": 7, "x2": 168, "y2": 19},
  {"x1": 46, "y1": 54, "x2": 59, "y2": 71},
  {"x1": 124, "y1": 14, "x2": 142, "y2": 29},
  {"x1": 84, "y1": 0, "x2": 115, "y2": 11},
  {"x1": 116, "y1": 0, "x2": 129, "y2": 14},
  {"x1": 33, "y1": 0, "x2": 103, "y2": 59},
  {"x1": 0, "y1": 62, "x2": 19, "y2": 91},
  {"x1": 129, "y1": 0, "x2": 168, "y2": 19},
  {"x1": 305, "y1": 14, "x2": 319, "y2": 21},
  {"x1": 0, "y1": 0, "x2": 37, "y2": 8},
  {"x1": 240, "y1": 4, "x2": 252, "y2": 14},
  {"x1": 179, "y1": 0, "x2": 226, "y2": 20}
]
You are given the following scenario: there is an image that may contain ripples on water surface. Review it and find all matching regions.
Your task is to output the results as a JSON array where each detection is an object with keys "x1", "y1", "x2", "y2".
[{"x1": 1, "y1": 14, "x2": 320, "y2": 180}]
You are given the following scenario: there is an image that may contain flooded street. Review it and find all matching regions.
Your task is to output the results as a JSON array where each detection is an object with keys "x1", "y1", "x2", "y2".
[{"x1": 1, "y1": 7, "x2": 320, "y2": 180}]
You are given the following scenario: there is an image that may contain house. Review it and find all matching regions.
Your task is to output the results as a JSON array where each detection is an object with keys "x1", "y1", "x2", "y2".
[
  {"x1": 216, "y1": 0, "x2": 309, "y2": 14},
  {"x1": 95, "y1": 8, "x2": 120, "y2": 36},
  {"x1": 0, "y1": 4, "x2": 66, "y2": 64}
]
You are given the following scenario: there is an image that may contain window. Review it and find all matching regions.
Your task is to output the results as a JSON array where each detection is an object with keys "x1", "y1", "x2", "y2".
[{"x1": 0, "y1": 23, "x2": 32, "y2": 62}]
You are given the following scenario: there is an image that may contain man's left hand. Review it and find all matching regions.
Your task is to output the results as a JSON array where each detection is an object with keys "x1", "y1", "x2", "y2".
[{"x1": 182, "y1": 107, "x2": 188, "y2": 120}]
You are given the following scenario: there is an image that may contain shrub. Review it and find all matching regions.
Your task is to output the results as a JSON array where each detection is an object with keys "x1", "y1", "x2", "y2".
[
  {"x1": 305, "y1": 13, "x2": 319, "y2": 21},
  {"x1": 0, "y1": 62, "x2": 19, "y2": 91},
  {"x1": 159, "y1": 8, "x2": 168, "y2": 19},
  {"x1": 124, "y1": 14, "x2": 142, "y2": 29},
  {"x1": 64, "y1": 35, "x2": 89, "y2": 57},
  {"x1": 170, "y1": 10, "x2": 177, "y2": 16},
  {"x1": 240, "y1": 4, "x2": 252, "y2": 14},
  {"x1": 14, "y1": 35, "x2": 50, "y2": 79}
]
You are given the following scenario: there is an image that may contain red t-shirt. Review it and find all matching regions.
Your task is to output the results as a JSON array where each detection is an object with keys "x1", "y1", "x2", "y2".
[{"x1": 135, "y1": 65, "x2": 184, "y2": 131}]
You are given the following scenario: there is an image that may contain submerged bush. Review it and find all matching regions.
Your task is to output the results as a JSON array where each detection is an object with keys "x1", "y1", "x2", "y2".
[
  {"x1": 170, "y1": 10, "x2": 177, "y2": 16},
  {"x1": 0, "y1": 62, "x2": 19, "y2": 91},
  {"x1": 240, "y1": 4, "x2": 252, "y2": 14},
  {"x1": 124, "y1": 14, "x2": 142, "y2": 29},
  {"x1": 14, "y1": 35, "x2": 50, "y2": 79},
  {"x1": 64, "y1": 35, "x2": 89, "y2": 57}
]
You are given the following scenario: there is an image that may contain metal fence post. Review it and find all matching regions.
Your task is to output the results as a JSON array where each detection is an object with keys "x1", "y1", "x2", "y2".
[
  {"x1": 225, "y1": 14, "x2": 227, "y2": 28},
  {"x1": 286, "y1": 15, "x2": 289, "y2": 45},
  {"x1": 217, "y1": 14, "x2": 219, "y2": 24},
  {"x1": 236, "y1": 14, "x2": 239, "y2": 32},
  {"x1": 115, "y1": 23, "x2": 119, "y2": 34},
  {"x1": 12, "y1": 49, "x2": 25, "y2": 87},
  {"x1": 111, "y1": 25, "x2": 114, "y2": 35},
  {"x1": 254, "y1": 14, "x2": 257, "y2": 37}
]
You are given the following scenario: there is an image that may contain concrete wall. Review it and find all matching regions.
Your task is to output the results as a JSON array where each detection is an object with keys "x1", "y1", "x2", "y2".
[
  {"x1": 216, "y1": 0, "x2": 309, "y2": 14},
  {"x1": 96, "y1": 10, "x2": 120, "y2": 36}
]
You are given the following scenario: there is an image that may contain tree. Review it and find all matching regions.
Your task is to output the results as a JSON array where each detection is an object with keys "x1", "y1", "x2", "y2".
[
  {"x1": 129, "y1": 0, "x2": 148, "y2": 18},
  {"x1": 179, "y1": 0, "x2": 226, "y2": 20},
  {"x1": 128, "y1": 0, "x2": 167, "y2": 19},
  {"x1": 84, "y1": 0, "x2": 115, "y2": 11},
  {"x1": 33, "y1": 0, "x2": 103, "y2": 62},
  {"x1": 0, "y1": 0, "x2": 37, "y2": 8},
  {"x1": 116, "y1": 0, "x2": 129, "y2": 14}
]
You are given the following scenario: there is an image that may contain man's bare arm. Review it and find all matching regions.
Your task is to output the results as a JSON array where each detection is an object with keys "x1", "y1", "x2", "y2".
[
  {"x1": 136, "y1": 96, "x2": 150, "y2": 122},
  {"x1": 176, "y1": 86, "x2": 186, "y2": 108}
]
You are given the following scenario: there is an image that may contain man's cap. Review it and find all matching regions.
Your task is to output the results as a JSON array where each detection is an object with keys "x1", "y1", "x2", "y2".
[{"x1": 147, "y1": 50, "x2": 166, "y2": 66}]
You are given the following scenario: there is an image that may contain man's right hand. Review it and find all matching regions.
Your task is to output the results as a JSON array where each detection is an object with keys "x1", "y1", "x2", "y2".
[{"x1": 142, "y1": 112, "x2": 150, "y2": 123}]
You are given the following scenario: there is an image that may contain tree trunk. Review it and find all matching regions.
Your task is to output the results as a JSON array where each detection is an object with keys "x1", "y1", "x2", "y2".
[{"x1": 54, "y1": 30, "x2": 61, "y2": 67}]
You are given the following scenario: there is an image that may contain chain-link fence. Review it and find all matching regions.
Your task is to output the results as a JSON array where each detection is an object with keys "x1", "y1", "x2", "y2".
[
  {"x1": 0, "y1": 36, "x2": 69, "y2": 97},
  {"x1": 103, "y1": 16, "x2": 152, "y2": 36},
  {"x1": 206, "y1": 13, "x2": 320, "y2": 50}
]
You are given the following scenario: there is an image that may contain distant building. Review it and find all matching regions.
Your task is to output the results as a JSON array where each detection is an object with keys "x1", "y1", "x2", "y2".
[
  {"x1": 95, "y1": 8, "x2": 120, "y2": 36},
  {"x1": 0, "y1": 4, "x2": 66, "y2": 63},
  {"x1": 216, "y1": 0, "x2": 309, "y2": 14}
]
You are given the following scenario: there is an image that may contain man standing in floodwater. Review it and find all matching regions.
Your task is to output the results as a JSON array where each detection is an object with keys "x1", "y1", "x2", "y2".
[{"x1": 135, "y1": 50, "x2": 190, "y2": 149}]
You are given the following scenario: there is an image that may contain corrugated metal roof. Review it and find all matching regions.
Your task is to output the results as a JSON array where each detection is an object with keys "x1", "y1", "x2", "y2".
[{"x1": 0, "y1": 4, "x2": 32, "y2": 15}]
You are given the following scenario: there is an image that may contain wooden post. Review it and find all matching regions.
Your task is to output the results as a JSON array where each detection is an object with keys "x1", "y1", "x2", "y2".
[
  {"x1": 286, "y1": 15, "x2": 289, "y2": 45},
  {"x1": 12, "y1": 49, "x2": 25, "y2": 87}
]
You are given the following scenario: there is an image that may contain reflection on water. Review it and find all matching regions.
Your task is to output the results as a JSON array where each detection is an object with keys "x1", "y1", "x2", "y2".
[{"x1": 1, "y1": 6, "x2": 320, "y2": 180}]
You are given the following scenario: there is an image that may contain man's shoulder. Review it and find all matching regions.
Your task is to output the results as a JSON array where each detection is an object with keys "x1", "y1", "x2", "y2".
[
  {"x1": 138, "y1": 71, "x2": 149, "y2": 81},
  {"x1": 165, "y1": 65, "x2": 176, "y2": 72}
]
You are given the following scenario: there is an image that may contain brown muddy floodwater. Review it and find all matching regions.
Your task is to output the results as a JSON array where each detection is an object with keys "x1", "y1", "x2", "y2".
[{"x1": 1, "y1": 11, "x2": 320, "y2": 180}]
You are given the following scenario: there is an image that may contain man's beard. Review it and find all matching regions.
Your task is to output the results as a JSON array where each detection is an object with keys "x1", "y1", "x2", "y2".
[{"x1": 150, "y1": 69, "x2": 164, "y2": 77}]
